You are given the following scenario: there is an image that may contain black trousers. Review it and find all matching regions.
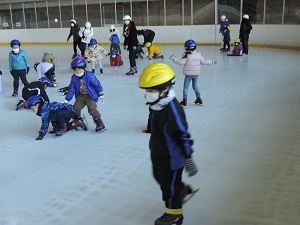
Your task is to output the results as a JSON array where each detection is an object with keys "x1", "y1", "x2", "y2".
[
  {"x1": 153, "y1": 166, "x2": 185, "y2": 209},
  {"x1": 241, "y1": 39, "x2": 249, "y2": 54},
  {"x1": 54, "y1": 109, "x2": 75, "y2": 130},
  {"x1": 11, "y1": 69, "x2": 29, "y2": 92},
  {"x1": 129, "y1": 48, "x2": 136, "y2": 68},
  {"x1": 223, "y1": 41, "x2": 230, "y2": 50},
  {"x1": 44, "y1": 67, "x2": 55, "y2": 81},
  {"x1": 73, "y1": 40, "x2": 81, "y2": 54}
]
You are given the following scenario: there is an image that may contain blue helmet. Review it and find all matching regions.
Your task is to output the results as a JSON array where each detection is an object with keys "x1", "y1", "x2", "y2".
[
  {"x1": 90, "y1": 38, "x2": 97, "y2": 45},
  {"x1": 71, "y1": 57, "x2": 87, "y2": 69},
  {"x1": 184, "y1": 39, "x2": 196, "y2": 51},
  {"x1": 111, "y1": 49, "x2": 117, "y2": 55},
  {"x1": 26, "y1": 95, "x2": 43, "y2": 108},
  {"x1": 10, "y1": 39, "x2": 21, "y2": 47},
  {"x1": 40, "y1": 77, "x2": 50, "y2": 85}
]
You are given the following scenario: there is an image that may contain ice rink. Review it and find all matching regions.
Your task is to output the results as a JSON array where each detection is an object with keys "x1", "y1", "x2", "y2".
[{"x1": 0, "y1": 44, "x2": 300, "y2": 225}]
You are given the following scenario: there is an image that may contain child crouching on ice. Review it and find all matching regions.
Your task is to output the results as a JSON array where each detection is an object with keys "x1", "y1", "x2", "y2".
[
  {"x1": 109, "y1": 50, "x2": 123, "y2": 67},
  {"x1": 227, "y1": 39, "x2": 243, "y2": 56},
  {"x1": 26, "y1": 95, "x2": 87, "y2": 140},
  {"x1": 170, "y1": 39, "x2": 216, "y2": 106},
  {"x1": 84, "y1": 38, "x2": 107, "y2": 75},
  {"x1": 145, "y1": 42, "x2": 164, "y2": 60}
]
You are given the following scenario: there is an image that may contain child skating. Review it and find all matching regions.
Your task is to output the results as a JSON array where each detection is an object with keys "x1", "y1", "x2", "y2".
[
  {"x1": 64, "y1": 57, "x2": 106, "y2": 132},
  {"x1": 170, "y1": 39, "x2": 216, "y2": 106},
  {"x1": 84, "y1": 38, "x2": 107, "y2": 75},
  {"x1": 139, "y1": 62, "x2": 198, "y2": 225}
]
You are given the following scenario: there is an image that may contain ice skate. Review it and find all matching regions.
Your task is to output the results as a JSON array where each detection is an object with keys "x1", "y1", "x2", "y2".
[
  {"x1": 180, "y1": 98, "x2": 187, "y2": 107},
  {"x1": 154, "y1": 213, "x2": 183, "y2": 225},
  {"x1": 126, "y1": 68, "x2": 135, "y2": 76},
  {"x1": 12, "y1": 90, "x2": 18, "y2": 97},
  {"x1": 100, "y1": 69, "x2": 103, "y2": 75},
  {"x1": 194, "y1": 97, "x2": 202, "y2": 105},
  {"x1": 58, "y1": 87, "x2": 68, "y2": 92},
  {"x1": 180, "y1": 185, "x2": 200, "y2": 204},
  {"x1": 92, "y1": 69, "x2": 95, "y2": 74},
  {"x1": 15, "y1": 99, "x2": 25, "y2": 110},
  {"x1": 72, "y1": 118, "x2": 88, "y2": 131},
  {"x1": 94, "y1": 118, "x2": 106, "y2": 132},
  {"x1": 55, "y1": 124, "x2": 67, "y2": 136}
]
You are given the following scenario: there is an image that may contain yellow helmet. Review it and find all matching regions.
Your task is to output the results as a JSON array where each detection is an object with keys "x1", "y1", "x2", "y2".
[
  {"x1": 145, "y1": 42, "x2": 152, "y2": 48},
  {"x1": 139, "y1": 62, "x2": 175, "y2": 89},
  {"x1": 234, "y1": 39, "x2": 240, "y2": 43}
]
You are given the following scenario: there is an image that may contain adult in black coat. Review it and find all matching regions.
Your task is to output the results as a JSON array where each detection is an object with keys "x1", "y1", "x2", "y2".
[
  {"x1": 67, "y1": 19, "x2": 81, "y2": 55},
  {"x1": 137, "y1": 29, "x2": 156, "y2": 46},
  {"x1": 239, "y1": 14, "x2": 252, "y2": 55},
  {"x1": 123, "y1": 15, "x2": 139, "y2": 75}
]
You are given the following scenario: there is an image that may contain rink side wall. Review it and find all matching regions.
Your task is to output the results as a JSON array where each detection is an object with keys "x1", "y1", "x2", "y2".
[{"x1": 0, "y1": 25, "x2": 300, "y2": 49}]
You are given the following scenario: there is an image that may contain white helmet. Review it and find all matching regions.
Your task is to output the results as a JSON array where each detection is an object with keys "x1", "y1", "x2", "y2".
[
  {"x1": 243, "y1": 14, "x2": 249, "y2": 19},
  {"x1": 85, "y1": 21, "x2": 91, "y2": 29},
  {"x1": 221, "y1": 15, "x2": 226, "y2": 20},
  {"x1": 70, "y1": 19, "x2": 76, "y2": 24},
  {"x1": 123, "y1": 15, "x2": 131, "y2": 21},
  {"x1": 110, "y1": 24, "x2": 115, "y2": 30}
]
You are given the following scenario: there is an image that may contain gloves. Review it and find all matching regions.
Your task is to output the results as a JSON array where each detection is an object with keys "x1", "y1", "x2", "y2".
[
  {"x1": 123, "y1": 46, "x2": 127, "y2": 50},
  {"x1": 169, "y1": 54, "x2": 176, "y2": 61},
  {"x1": 133, "y1": 46, "x2": 137, "y2": 51},
  {"x1": 212, "y1": 59, "x2": 217, "y2": 64},
  {"x1": 61, "y1": 99, "x2": 69, "y2": 103},
  {"x1": 26, "y1": 67, "x2": 30, "y2": 74},
  {"x1": 99, "y1": 94, "x2": 105, "y2": 104},
  {"x1": 148, "y1": 57, "x2": 152, "y2": 60},
  {"x1": 184, "y1": 158, "x2": 198, "y2": 177},
  {"x1": 35, "y1": 134, "x2": 44, "y2": 140}
]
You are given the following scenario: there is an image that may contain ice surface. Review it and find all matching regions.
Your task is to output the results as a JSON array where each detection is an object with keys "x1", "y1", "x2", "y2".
[{"x1": 0, "y1": 45, "x2": 300, "y2": 225}]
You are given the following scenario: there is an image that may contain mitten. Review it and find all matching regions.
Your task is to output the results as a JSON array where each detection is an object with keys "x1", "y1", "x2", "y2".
[
  {"x1": 133, "y1": 46, "x2": 137, "y2": 51},
  {"x1": 99, "y1": 94, "x2": 105, "y2": 104},
  {"x1": 184, "y1": 158, "x2": 198, "y2": 177},
  {"x1": 123, "y1": 46, "x2": 127, "y2": 50},
  {"x1": 169, "y1": 54, "x2": 176, "y2": 61}
]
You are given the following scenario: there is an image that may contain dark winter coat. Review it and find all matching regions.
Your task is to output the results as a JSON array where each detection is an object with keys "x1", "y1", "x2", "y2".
[
  {"x1": 65, "y1": 70, "x2": 104, "y2": 103},
  {"x1": 37, "y1": 102, "x2": 75, "y2": 136},
  {"x1": 219, "y1": 19, "x2": 230, "y2": 34},
  {"x1": 239, "y1": 18, "x2": 252, "y2": 41},
  {"x1": 123, "y1": 21, "x2": 139, "y2": 50},
  {"x1": 141, "y1": 29, "x2": 155, "y2": 45},
  {"x1": 22, "y1": 81, "x2": 49, "y2": 102},
  {"x1": 223, "y1": 29, "x2": 231, "y2": 42},
  {"x1": 149, "y1": 98, "x2": 193, "y2": 170},
  {"x1": 67, "y1": 24, "x2": 81, "y2": 42}
]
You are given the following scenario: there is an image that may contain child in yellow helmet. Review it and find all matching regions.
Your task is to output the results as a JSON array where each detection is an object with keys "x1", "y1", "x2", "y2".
[{"x1": 145, "y1": 42, "x2": 164, "y2": 60}]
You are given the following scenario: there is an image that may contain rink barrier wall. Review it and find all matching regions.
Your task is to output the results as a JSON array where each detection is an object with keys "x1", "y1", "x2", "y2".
[{"x1": 0, "y1": 25, "x2": 299, "y2": 50}]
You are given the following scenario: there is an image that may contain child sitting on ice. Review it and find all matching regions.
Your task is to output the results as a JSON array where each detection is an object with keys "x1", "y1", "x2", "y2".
[
  {"x1": 84, "y1": 38, "x2": 107, "y2": 75},
  {"x1": 227, "y1": 39, "x2": 243, "y2": 56}
]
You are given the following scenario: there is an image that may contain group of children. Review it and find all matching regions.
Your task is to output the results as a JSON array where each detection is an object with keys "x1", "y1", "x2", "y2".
[
  {"x1": 3, "y1": 15, "x2": 253, "y2": 224},
  {"x1": 219, "y1": 14, "x2": 252, "y2": 56}
]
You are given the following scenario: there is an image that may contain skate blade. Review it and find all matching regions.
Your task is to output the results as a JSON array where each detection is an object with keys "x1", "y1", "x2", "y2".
[
  {"x1": 96, "y1": 128, "x2": 107, "y2": 133},
  {"x1": 182, "y1": 188, "x2": 200, "y2": 204},
  {"x1": 82, "y1": 114, "x2": 89, "y2": 128}
]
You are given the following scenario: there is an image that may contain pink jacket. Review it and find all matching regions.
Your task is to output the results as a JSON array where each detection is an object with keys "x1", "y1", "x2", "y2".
[{"x1": 173, "y1": 51, "x2": 213, "y2": 76}]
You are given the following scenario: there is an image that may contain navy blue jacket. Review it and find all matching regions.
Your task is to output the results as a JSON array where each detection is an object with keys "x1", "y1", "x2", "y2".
[
  {"x1": 37, "y1": 102, "x2": 75, "y2": 136},
  {"x1": 149, "y1": 98, "x2": 194, "y2": 170}
]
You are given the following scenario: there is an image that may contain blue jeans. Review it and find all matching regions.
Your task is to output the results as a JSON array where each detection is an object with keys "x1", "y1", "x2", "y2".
[{"x1": 183, "y1": 75, "x2": 200, "y2": 98}]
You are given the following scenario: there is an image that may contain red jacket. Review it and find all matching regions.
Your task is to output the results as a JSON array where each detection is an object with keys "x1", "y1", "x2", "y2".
[{"x1": 110, "y1": 54, "x2": 122, "y2": 66}]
